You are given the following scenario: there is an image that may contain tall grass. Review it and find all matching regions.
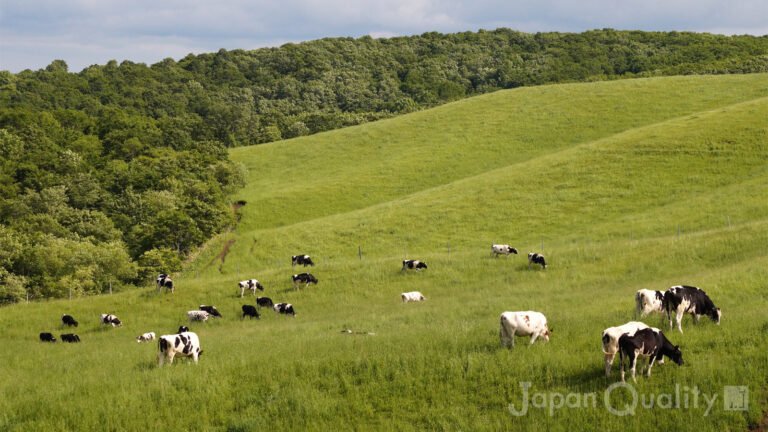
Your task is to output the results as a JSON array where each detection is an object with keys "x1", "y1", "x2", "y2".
[{"x1": 1, "y1": 75, "x2": 767, "y2": 431}]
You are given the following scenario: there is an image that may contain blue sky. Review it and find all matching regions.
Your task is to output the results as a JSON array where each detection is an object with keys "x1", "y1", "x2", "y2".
[{"x1": 1, "y1": 0, "x2": 767, "y2": 73}]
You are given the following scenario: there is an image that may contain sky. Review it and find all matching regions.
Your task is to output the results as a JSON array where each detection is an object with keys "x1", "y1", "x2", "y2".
[{"x1": 1, "y1": 0, "x2": 767, "y2": 73}]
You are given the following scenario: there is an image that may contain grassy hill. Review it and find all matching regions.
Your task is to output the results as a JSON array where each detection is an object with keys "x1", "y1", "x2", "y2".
[{"x1": 1, "y1": 74, "x2": 768, "y2": 431}]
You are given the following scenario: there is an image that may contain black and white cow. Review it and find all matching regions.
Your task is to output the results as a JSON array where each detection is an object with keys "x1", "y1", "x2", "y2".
[
  {"x1": 527, "y1": 253, "x2": 547, "y2": 269},
  {"x1": 402, "y1": 260, "x2": 428, "y2": 271},
  {"x1": 292, "y1": 273, "x2": 318, "y2": 290},
  {"x1": 238, "y1": 279, "x2": 263, "y2": 297},
  {"x1": 664, "y1": 285, "x2": 721, "y2": 333},
  {"x1": 635, "y1": 289, "x2": 665, "y2": 317},
  {"x1": 256, "y1": 297, "x2": 274, "y2": 308},
  {"x1": 156, "y1": 273, "x2": 174, "y2": 294},
  {"x1": 187, "y1": 310, "x2": 210, "y2": 322},
  {"x1": 274, "y1": 303, "x2": 295, "y2": 316},
  {"x1": 137, "y1": 332, "x2": 156, "y2": 343},
  {"x1": 177, "y1": 326, "x2": 190, "y2": 333},
  {"x1": 100, "y1": 314, "x2": 122, "y2": 327},
  {"x1": 618, "y1": 327, "x2": 684, "y2": 383},
  {"x1": 157, "y1": 331, "x2": 202, "y2": 366},
  {"x1": 291, "y1": 254, "x2": 315, "y2": 267},
  {"x1": 242, "y1": 305, "x2": 261, "y2": 319},
  {"x1": 39, "y1": 332, "x2": 56, "y2": 342},
  {"x1": 491, "y1": 244, "x2": 519, "y2": 257},
  {"x1": 61, "y1": 314, "x2": 78, "y2": 327},
  {"x1": 199, "y1": 305, "x2": 222, "y2": 318},
  {"x1": 61, "y1": 333, "x2": 81, "y2": 343}
]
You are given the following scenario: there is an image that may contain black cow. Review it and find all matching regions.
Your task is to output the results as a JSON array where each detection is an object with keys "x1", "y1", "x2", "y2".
[
  {"x1": 663, "y1": 285, "x2": 721, "y2": 333},
  {"x1": 61, "y1": 314, "x2": 78, "y2": 327},
  {"x1": 242, "y1": 305, "x2": 261, "y2": 319},
  {"x1": 292, "y1": 254, "x2": 315, "y2": 267},
  {"x1": 402, "y1": 260, "x2": 428, "y2": 271},
  {"x1": 61, "y1": 333, "x2": 81, "y2": 343},
  {"x1": 199, "y1": 305, "x2": 222, "y2": 318},
  {"x1": 274, "y1": 303, "x2": 295, "y2": 316},
  {"x1": 256, "y1": 297, "x2": 274, "y2": 308},
  {"x1": 292, "y1": 273, "x2": 318, "y2": 290},
  {"x1": 156, "y1": 273, "x2": 174, "y2": 294},
  {"x1": 618, "y1": 328, "x2": 684, "y2": 383},
  {"x1": 527, "y1": 253, "x2": 547, "y2": 269},
  {"x1": 40, "y1": 332, "x2": 56, "y2": 342},
  {"x1": 177, "y1": 326, "x2": 190, "y2": 333}
]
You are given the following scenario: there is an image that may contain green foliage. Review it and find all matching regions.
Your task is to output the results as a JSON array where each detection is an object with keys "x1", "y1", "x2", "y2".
[{"x1": 137, "y1": 247, "x2": 183, "y2": 284}]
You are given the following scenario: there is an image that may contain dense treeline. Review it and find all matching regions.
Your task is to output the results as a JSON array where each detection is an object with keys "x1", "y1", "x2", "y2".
[{"x1": 1, "y1": 28, "x2": 767, "y2": 304}]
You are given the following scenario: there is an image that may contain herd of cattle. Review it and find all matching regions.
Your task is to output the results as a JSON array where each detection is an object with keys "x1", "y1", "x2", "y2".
[{"x1": 38, "y1": 246, "x2": 721, "y2": 381}]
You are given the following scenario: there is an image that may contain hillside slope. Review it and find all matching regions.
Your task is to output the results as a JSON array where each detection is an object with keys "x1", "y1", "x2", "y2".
[{"x1": 1, "y1": 75, "x2": 767, "y2": 431}]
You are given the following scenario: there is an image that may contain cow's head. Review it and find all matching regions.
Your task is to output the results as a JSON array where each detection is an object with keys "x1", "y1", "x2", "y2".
[
  {"x1": 178, "y1": 326, "x2": 189, "y2": 333},
  {"x1": 509, "y1": 247, "x2": 519, "y2": 255},
  {"x1": 710, "y1": 308, "x2": 722, "y2": 324},
  {"x1": 669, "y1": 345, "x2": 684, "y2": 365},
  {"x1": 543, "y1": 327, "x2": 553, "y2": 341},
  {"x1": 418, "y1": 262, "x2": 428, "y2": 269},
  {"x1": 256, "y1": 282, "x2": 264, "y2": 291}
]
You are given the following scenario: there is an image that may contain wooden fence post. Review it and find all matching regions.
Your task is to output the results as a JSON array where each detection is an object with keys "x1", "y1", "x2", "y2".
[{"x1": 358, "y1": 246, "x2": 362, "y2": 261}]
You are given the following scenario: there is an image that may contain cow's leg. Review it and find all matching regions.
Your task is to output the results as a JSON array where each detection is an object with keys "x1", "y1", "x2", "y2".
[
  {"x1": 619, "y1": 351, "x2": 625, "y2": 382},
  {"x1": 529, "y1": 333, "x2": 538, "y2": 344},
  {"x1": 157, "y1": 352, "x2": 164, "y2": 367},
  {"x1": 605, "y1": 353, "x2": 615, "y2": 378},
  {"x1": 693, "y1": 314, "x2": 700, "y2": 324},
  {"x1": 240, "y1": 287, "x2": 244, "y2": 298},
  {"x1": 676, "y1": 309, "x2": 685, "y2": 333},
  {"x1": 630, "y1": 350, "x2": 639, "y2": 383},
  {"x1": 646, "y1": 356, "x2": 656, "y2": 377}
]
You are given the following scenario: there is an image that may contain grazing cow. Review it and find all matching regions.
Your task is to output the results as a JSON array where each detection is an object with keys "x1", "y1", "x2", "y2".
[
  {"x1": 274, "y1": 303, "x2": 295, "y2": 316},
  {"x1": 601, "y1": 321, "x2": 651, "y2": 377},
  {"x1": 499, "y1": 311, "x2": 552, "y2": 348},
  {"x1": 61, "y1": 314, "x2": 78, "y2": 327},
  {"x1": 39, "y1": 332, "x2": 56, "y2": 343},
  {"x1": 199, "y1": 305, "x2": 222, "y2": 318},
  {"x1": 238, "y1": 279, "x2": 263, "y2": 297},
  {"x1": 292, "y1": 273, "x2": 318, "y2": 290},
  {"x1": 242, "y1": 305, "x2": 261, "y2": 319},
  {"x1": 491, "y1": 244, "x2": 519, "y2": 257},
  {"x1": 137, "y1": 332, "x2": 156, "y2": 343},
  {"x1": 291, "y1": 254, "x2": 315, "y2": 267},
  {"x1": 256, "y1": 297, "x2": 274, "y2": 308},
  {"x1": 156, "y1": 273, "x2": 174, "y2": 294},
  {"x1": 187, "y1": 310, "x2": 210, "y2": 323},
  {"x1": 100, "y1": 314, "x2": 122, "y2": 327},
  {"x1": 618, "y1": 328, "x2": 684, "y2": 383},
  {"x1": 401, "y1": 291, "x2": 426, "y2": 303},
  {"x1": 664, "y1": 285, "x2": 721, "y2": 333},
  {"x1": 157, "y1": 332, "x2": 202, "y2": 366},
  {"x1": 61, "y1": 333, "x2": 81, "y2": 343},
  {"x1": 635, "y1": 289, "x2": 665, "y2": 317},
  {"x1": 177, "y1": 326, "x2": 189, "y2": 333},
  {"x1": 402, "y1": 260, "x2": 428, "y2": 271},
  {"x1": 527, "y1": 253, "x2": 547, "y2": 269}
]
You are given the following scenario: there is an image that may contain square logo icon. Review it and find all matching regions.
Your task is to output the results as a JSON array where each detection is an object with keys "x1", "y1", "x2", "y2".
[{"x1": 724, "y1": 386, "x2": 748, "y2": 411}]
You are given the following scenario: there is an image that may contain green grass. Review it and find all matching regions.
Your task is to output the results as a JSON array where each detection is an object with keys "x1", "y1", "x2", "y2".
[{"x1": 2, "y1": 74, "x2": 768, "y2": 431}]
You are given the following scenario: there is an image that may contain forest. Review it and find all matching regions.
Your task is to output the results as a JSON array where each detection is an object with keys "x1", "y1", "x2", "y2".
[{"x1": 1, "y1": 28, "x2": 767, "y2": 304}]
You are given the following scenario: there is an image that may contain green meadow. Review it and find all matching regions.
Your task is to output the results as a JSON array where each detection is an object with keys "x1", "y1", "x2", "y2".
[{"x1": 1, "y1": 74, "x2": 768, "y2": 431}]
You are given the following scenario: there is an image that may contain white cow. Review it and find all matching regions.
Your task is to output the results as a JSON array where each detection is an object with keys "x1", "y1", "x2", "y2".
[
  {"x1": 157, "y1": 332, "x2": 202, "y2": 366},
  {"x1": 601, "y1": 321, "x2": 661, "y2": 377},
  {"x1": 635, "y1": 289, "x2": 665, "y2": 317},
  {"x1": 100, "y1": 313, "x2": 122, "y2": 327},
  {"x1": 499, "y1": 311, "x2": 552, "y2": 348},
  {"x1": 136, "y1": 332, "x2": 156, "y2": 343},
  {"x1": 491, "y1": 244, "x2": 518, "y2": 257},
  {"x1": 187, "y1": 310, "x2": 210, "y2": 322},
  {"x1": 401, "y1": 291, "x2": 426, "y2": 303},
  {"x1": 238, "y1": 279, "x2": 263, "y2": 297}
]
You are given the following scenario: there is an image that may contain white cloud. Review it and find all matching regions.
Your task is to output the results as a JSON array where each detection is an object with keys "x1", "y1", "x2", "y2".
[{"x1": 1, "y1": 0, "x2": 766, "y2": 72}]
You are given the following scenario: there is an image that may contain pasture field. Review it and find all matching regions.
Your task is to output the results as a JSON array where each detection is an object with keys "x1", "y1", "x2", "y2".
[{"x1": 1, "y1": 74, "x2": 768, "y2": 431}]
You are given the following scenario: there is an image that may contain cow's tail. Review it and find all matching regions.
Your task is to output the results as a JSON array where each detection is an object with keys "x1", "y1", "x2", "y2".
[
  {"x1": 601, "y1": 333, "x2": 613, "y2": 355},
  {"x1": 634, "y1": 292, "x2": 642, "y2": 317}
]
